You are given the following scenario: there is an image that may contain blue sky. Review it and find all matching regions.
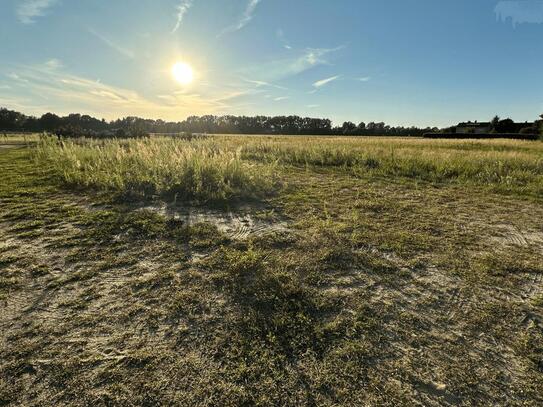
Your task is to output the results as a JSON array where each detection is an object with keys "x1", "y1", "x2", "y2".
[{"x1": 1, "y1": 0, "x2": 542, "y2": 126}]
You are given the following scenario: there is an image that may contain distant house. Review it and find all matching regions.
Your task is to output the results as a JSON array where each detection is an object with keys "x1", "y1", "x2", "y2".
[{"x1": 455, "y1": 121, "x2": 492, "y2": 134}]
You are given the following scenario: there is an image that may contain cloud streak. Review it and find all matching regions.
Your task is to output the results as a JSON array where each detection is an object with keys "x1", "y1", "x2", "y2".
[
  {"x1": 242, "y1": 46, "x2": 345, "y2": 82},
  {"x1": 242, "y1": 78, "x2": 287, "y2": 90},
  {"x1": 313, "y1": 75, "x2": 340, "y2": 88},
  {"x1": 88, "y1": 29, "x2": 135, "y2": 59},
  {"x1": 220, "y1": 0, "x2": 261, "y2": 36},
  {"x1": 17, "y1": 0, "x2": 58, "y2": 24},
  {"x1": 277, "y1": 29, "x2": 292, "y2": 49},
  {"x1": 171, "y1": 0, "x2": 194, "y2": 33}
]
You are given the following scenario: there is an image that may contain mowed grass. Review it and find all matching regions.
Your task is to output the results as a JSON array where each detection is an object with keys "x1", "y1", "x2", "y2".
[
  {"x1": 34, "y1": 135, "x2": 543, "y2": 200},
  {"x1": 1, "y1": 133, "x2": 40, "y2": 144}
]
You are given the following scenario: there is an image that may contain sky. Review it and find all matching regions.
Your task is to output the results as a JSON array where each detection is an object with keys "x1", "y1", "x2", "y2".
[{"x1": 0, "y1": 0, "x2": 542, "y2": 127}]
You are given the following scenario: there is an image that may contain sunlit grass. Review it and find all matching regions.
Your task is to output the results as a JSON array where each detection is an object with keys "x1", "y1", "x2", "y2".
[
  {"x1": 34, "y1": 135, "x2": 543, "y2": 200},
  {"x1": 34, "y1": 136, "x2": 277, "y2": 203},
  {"x1": 241, "y1": 136, "x2": 543, "y2": 195}
]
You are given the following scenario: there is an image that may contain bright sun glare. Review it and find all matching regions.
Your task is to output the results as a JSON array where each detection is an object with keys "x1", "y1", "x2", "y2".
[{"x1": 171, "y1": 62, "x2": 194, "y2": 85}]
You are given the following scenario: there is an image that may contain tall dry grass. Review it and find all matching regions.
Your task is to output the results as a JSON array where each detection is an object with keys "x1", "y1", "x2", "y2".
[
  {"x1": 35, "y1": 136, "x2": 277, "y2": 202},
  {"x1": 34, "y1": 135, "x2": 543, "y2": 199}
]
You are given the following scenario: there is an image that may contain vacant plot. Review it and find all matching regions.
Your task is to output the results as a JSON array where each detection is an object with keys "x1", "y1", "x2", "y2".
[{"x1": 1, "y1": 135, "x2": 542, "y2": 406}]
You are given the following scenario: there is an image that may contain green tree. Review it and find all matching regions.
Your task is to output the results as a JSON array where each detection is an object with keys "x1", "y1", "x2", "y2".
[{"x1": 341, "y1": 121, "x2": 357, "y2": 135}]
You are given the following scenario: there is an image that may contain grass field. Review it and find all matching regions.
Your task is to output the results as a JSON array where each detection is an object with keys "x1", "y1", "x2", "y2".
[{"x1": 1, "y1": 134, "x2": 543, "y2": 405}]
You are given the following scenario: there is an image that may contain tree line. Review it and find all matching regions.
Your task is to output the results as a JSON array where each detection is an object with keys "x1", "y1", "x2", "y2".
[
  {"x1": 0, "y1": 108, "x2": 439, "y2": 137},
  {"x1": 1, "y1": 107, "x2": 541, "y2": 138}
]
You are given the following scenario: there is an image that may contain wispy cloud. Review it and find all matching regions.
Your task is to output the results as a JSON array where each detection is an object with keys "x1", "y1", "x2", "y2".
[
  {"x1": 313, "y1": 75, "x2": 340, "y2": 88},
  {"x1": 495, "y1": 1, "x2": 543, "y2": 27},
  {"x1": 357, "y1": 76, "x2": 371, "y2": 82},
  {"x1": 273, "y1": 96, "x2": 289, "y2": 101},
  {"x1": 88, "y1": 28, "x2": 135, "y2": 59},
  {"x1": 242, "y1": 78, "x2": 287, "y2": 90},
  {"x1": 307, "y1": 104, "x2": 320, "y2": 109},
  {"x1": 213, "y1": 90, "x2": 254, "y2": 103},
  {"x1": 220, "y1": 0, "x2": 261, "y2": 36},
  {"x1": 277, "y1": 29, "x2": 292, "y2": 50},
  {"x1": 243, "y1": 46, "x2": 344, "y2": 82},
  {"x1": 288, "y1": 47, "x2": 344, "y2": 77},
  {"x1": 17, "y1": 0, "x2": 58, "y2": 24},
  {"x1": 171, "y1": 0, "x2": 194, "y2": 33},
  {"x1": 7, "y1": 73, "x2": 29, "y2": 83}
]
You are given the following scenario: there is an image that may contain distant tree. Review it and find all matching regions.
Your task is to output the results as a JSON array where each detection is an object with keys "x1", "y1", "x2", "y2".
[
  {"x1": 39, "y1": 113, "x2": 62, "y2": 132},
  {"x1": 0, "y1": 108, "x2": 25, "y2": 131},
  {"x1": 342, "y1": 121, "x2": 357, "y2": 135},
  {"x1": 495, "y1": 118, "x2": 515, "y2": 133},
  {"x1": 490, "y1": 115, "x2": 500, "y2": 132}
]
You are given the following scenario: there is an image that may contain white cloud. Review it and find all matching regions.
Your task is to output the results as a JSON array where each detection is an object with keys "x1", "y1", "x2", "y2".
[
  {"x1": 357, "y1": 76, "x2": 371, "y2": 82},
  {"x1": 88, "y1": 28, "x2": 135, "y2": 59},
  {"x1": 313, "y1": 75, "x2": 340, "y2": 88},
  {"x1": 220, "y1": 0, "x2": 261, "y2": 36},
  {"x1": 495, "y1": 1, "x2": 543, "y2": 27},
  {"x1": 307, "y1": 104, "x2": 319, "y2": 109},
  {"x1": 171, "y1": 0, "x2": 194, "y2": 33},
  {"x1": 17, "y1": 0, "x2": 58, "y2": 24},
  {"x1": 273, "y1": 96, "x2": 289, "y2": 101}
]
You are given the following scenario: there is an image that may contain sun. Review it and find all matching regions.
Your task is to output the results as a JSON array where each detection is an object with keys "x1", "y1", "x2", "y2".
[{"x1": 171, "y1": 62, "x2": 194, "y2": 85}]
